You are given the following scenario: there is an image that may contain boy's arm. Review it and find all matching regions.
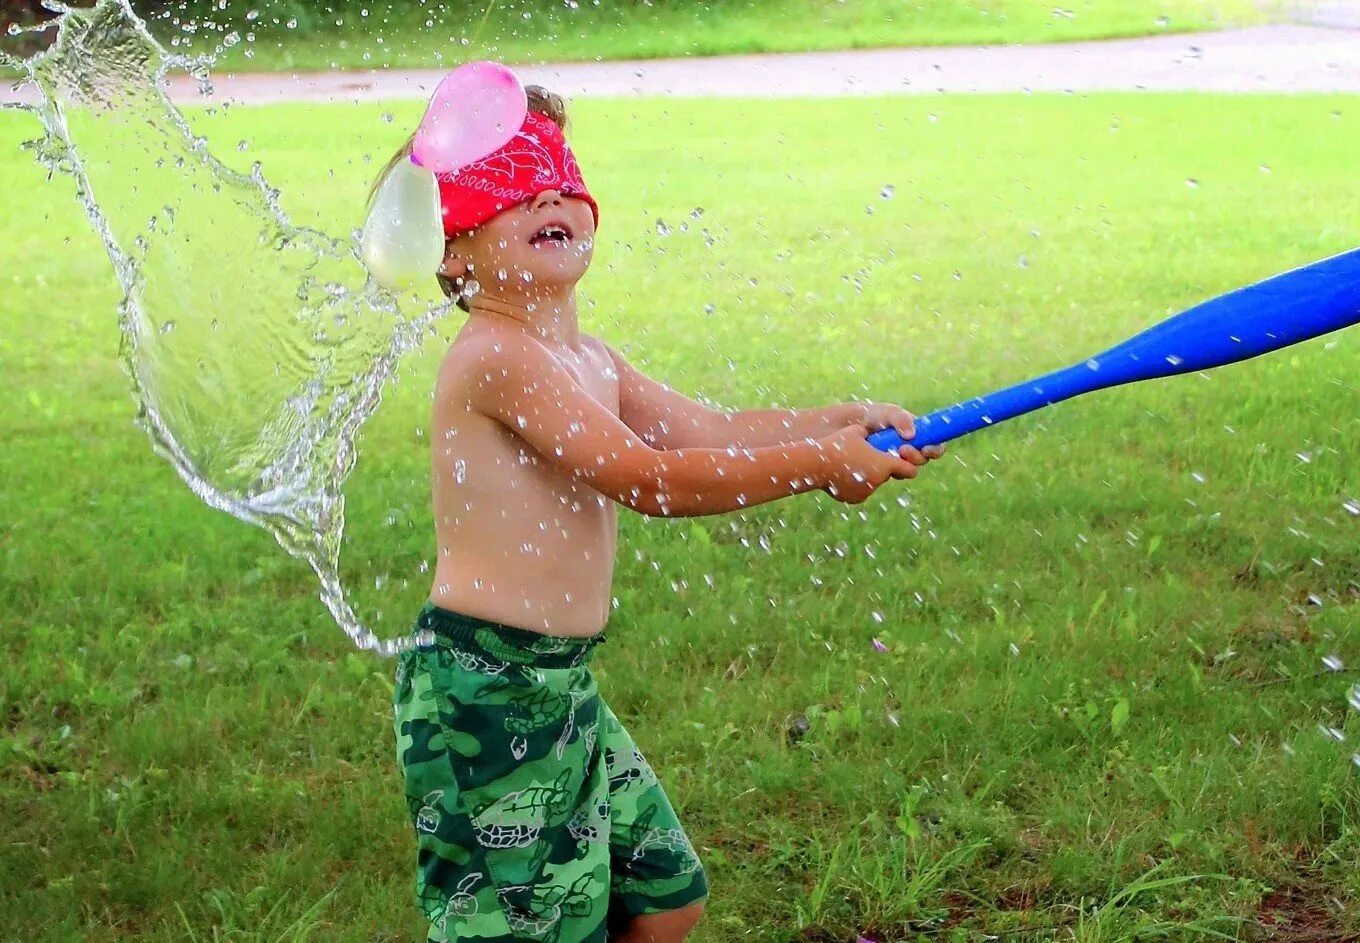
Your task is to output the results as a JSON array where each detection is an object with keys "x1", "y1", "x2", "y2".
[
  {"x1": 467, "y1": 338, "x2": 918, "y2": 516},
  {"x1": 603, "y1": 342, "x2": 916, "y2": 449}
]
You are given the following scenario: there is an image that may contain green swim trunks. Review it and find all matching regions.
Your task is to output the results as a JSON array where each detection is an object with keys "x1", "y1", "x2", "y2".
[{"x1": 392, "y1": 603, "x2": 709, "y2": 942}]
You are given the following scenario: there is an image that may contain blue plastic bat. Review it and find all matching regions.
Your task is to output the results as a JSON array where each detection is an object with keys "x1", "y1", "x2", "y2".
[{"x1": 868, "y1": 246, "x2": 1360, "y2": 453}]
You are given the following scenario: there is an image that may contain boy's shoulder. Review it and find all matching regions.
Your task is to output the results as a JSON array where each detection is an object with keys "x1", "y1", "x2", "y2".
[
  {"x1": 443, "y1": 324, "x2": 615, "y2": 369},
  {"x1": 437, "y1": 322, "x2": 609, "y2": 391},
  {"x1": 440, "y1": 321, "x2": 537, "y2": 372}
]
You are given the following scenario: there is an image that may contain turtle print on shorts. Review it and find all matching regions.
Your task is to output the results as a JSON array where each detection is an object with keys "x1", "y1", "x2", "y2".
[{"x1": 393, "y1": 603, "x2": 709, "y2": 942}]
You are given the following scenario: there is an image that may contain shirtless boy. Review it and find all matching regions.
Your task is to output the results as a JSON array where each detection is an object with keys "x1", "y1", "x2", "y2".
[{"x1": 386, "y1": 84, "x2": 943, "y2": 943}]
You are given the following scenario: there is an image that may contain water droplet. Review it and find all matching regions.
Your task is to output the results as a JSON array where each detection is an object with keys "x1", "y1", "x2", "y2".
[
  {"x1": 453, "y1": 459, "x2": 467, "y2": 484},
  {"x1": 880, "y1": 184, "x2": 895, "y2": 199},
  {"x1": 1191, "y1": 471, "x2": 1206, "y2": 483},
  {"x1": 655, "y1": 219, "x2": 671, "y2": 237},
  {"x1": 1319, "y1": 724, "x2": 1346, "y2": 743},
  {"x1": 1155, "y1": 14, "x2": 1170, "y2": 26},
  {"x1": 1343, "y1": 499, "x2": 1359, "y2": 516},
  {"x1": 159, "y1": 320, "x2": 176, "y2": 335},
  {"x1": 1324, "y1": 655, "x2": 1344, "y2": 672},
  {"x1": 1185, "y1": 178, "x2": 1199, "y2": 189},
  {"x1": 1164, "y1": 354, "x2": 1183, "y2": 366}
]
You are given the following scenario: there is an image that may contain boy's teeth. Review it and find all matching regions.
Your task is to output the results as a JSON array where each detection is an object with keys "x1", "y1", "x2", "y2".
[{"x1": 532, "y1": 226, "x2": 569, "y2": 244}]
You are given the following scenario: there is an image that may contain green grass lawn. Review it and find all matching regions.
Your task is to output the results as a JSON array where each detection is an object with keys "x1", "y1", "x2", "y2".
[
  {"x1": 192, "y1": 0, "x2": 1270, "y2": 73},
  {"x1": 3, "y1": 91, "x2": 1360, "y2": 942},
  {"x1": 5, "y1": 0, "x2": 1274, "y2": 75}
]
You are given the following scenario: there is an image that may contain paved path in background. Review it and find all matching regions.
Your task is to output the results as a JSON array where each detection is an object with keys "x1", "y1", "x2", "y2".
[
  {"x1": 1305, "y1": 0, "x2": 1360, "y2": 29},
  {"x1": 2, "y1": 24, "x2": 1357, "y2": 106}
]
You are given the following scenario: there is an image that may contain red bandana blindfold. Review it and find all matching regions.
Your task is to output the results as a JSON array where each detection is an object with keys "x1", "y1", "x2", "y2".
[{"x1": 436, "y1": 111, "x2": 599, "y2": 237}]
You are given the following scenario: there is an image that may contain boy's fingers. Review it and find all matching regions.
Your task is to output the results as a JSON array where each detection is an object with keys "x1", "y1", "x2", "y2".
[
  {"x1": 890, "y1": 456, "x2": 919, "y2": 479},
  {"x1": 897, "y1": 444, "x2": 928, "y2": 466},
  {"x1": 923, "y1": 445, "x2": 946, "y2": 460}
]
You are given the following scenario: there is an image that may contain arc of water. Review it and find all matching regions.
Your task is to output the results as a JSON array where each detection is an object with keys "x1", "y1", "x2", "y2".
[{"x1": 10, "y1": 0, "x2": 442, "y2": 654}]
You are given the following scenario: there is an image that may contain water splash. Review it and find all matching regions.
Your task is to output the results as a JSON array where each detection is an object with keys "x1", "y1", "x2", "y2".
[{"x1": 8, "y1": 0, "x2": 441, "y2": 654}]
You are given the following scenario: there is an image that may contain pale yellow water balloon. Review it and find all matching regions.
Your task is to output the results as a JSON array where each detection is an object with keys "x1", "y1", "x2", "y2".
[{"x1": 360, "y1": 157, "x2": 444, "y2": 292}]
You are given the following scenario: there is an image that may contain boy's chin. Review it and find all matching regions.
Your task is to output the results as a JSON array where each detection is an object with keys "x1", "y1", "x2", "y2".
[{"x1": 523, "y1": 257, "x2": 591, "y2": 287}]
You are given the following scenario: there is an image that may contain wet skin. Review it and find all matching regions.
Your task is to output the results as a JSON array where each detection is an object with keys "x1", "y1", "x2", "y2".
[{"x1": 429, "y1": 189, "x2": 943, "y2": 636}]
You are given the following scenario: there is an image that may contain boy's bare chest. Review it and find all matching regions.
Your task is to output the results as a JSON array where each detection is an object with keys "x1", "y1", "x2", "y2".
[{"x1": 555, "y1": 344, "x2": 620, "y2": 413}]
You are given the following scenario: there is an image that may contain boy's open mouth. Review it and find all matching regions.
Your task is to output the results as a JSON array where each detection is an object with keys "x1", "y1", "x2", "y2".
[{"x1": 529, "y1": 222, "x2": 574, "y2": 248}]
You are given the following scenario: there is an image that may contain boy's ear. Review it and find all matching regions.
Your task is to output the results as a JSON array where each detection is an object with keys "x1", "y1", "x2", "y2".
[{"x1": 438, "y1": 245, "x2": 469, "y2": 279}]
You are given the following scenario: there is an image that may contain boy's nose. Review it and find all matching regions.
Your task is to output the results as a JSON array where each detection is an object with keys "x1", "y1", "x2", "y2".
[{"x1": 530, "y1": 190, "x2": 564, "y2": 210}]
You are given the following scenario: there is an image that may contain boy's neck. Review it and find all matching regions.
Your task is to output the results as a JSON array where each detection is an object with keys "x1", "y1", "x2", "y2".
[{"x1": 468, "y1": 290, "x2": 580, "y2": 348}]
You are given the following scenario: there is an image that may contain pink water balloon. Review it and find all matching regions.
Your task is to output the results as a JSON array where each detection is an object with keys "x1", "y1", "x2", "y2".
[
  {"x1": 361, "y1": 62, "x2": 527, "y2": 291},
  {"x1": 411, "y1": 61, "x2": 528, "y2": 174}
]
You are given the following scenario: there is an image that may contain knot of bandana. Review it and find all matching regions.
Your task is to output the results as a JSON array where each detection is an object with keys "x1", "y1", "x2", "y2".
[{"x1": 436, "y1": 110, "x2": 599, "y2": 237}]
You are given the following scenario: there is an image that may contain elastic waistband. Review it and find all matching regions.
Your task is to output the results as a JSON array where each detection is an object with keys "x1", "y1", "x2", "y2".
[{"x1": 415, "y1": 602, "x2": 606, "y2": 669}]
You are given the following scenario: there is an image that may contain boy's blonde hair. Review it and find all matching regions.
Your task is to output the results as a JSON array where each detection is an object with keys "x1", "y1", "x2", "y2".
[{"x1": 368, "y1": 86, "x2": 570, "y2": 311}]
